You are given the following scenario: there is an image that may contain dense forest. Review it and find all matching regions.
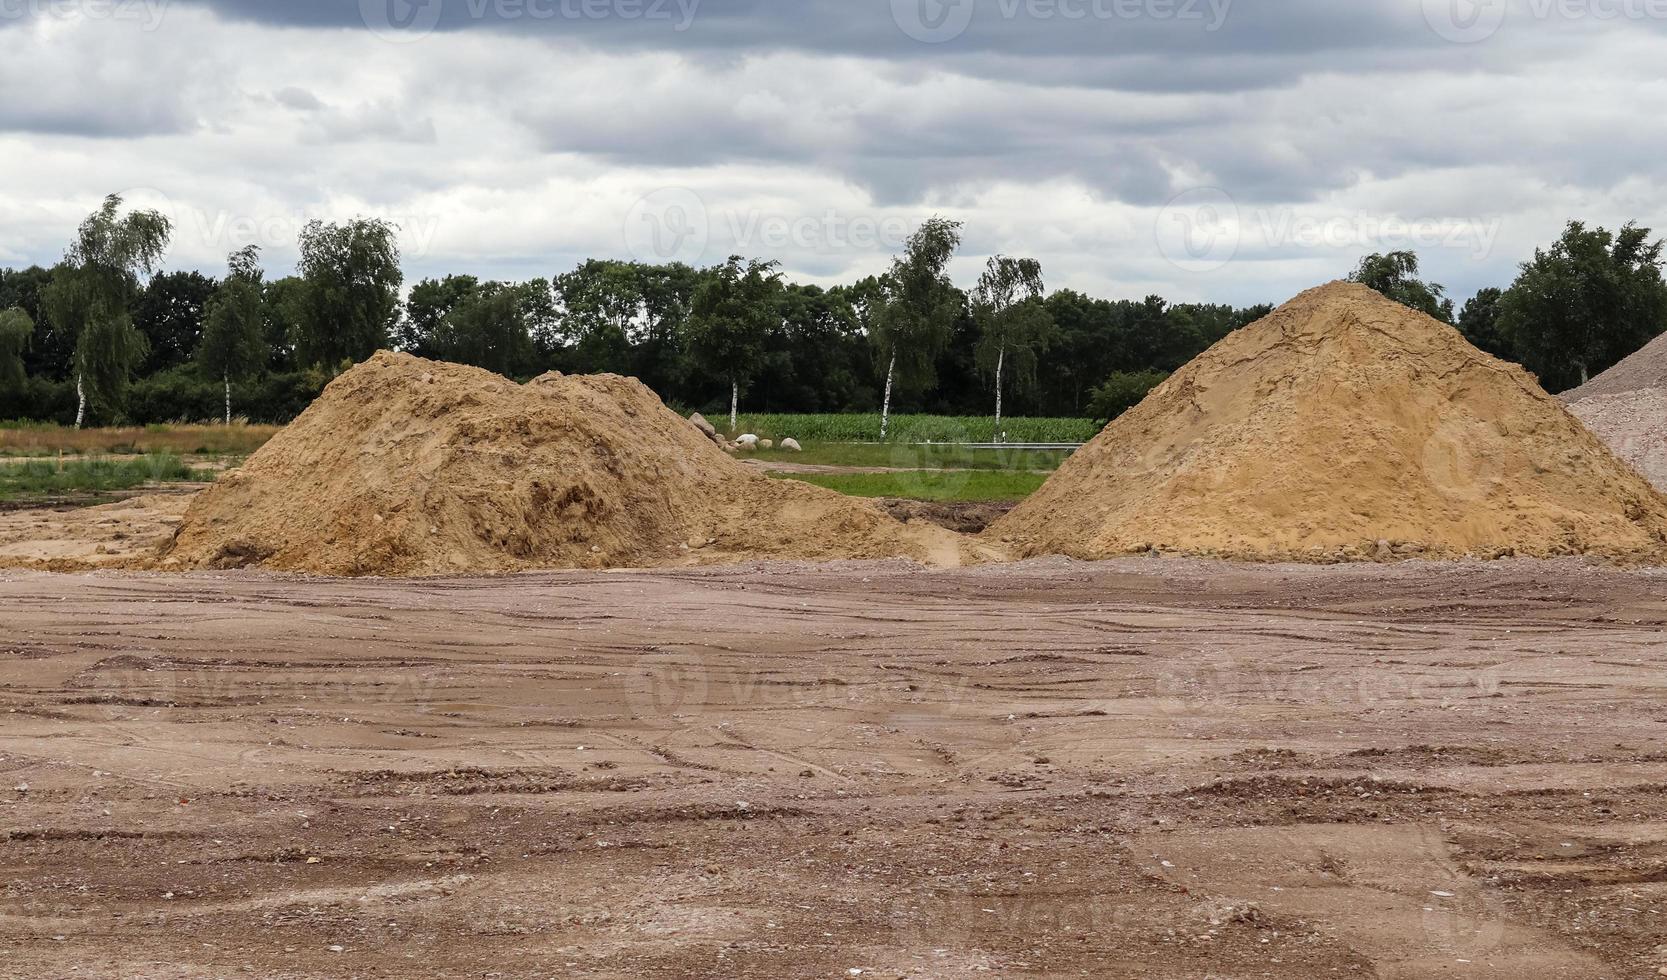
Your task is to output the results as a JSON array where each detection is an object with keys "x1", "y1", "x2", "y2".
[{"x1": 2, "y1": 196, "x2": 1664, "y2": 430}]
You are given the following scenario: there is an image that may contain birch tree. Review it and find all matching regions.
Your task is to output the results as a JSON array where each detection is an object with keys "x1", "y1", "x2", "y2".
[
  {"x1": 687, "y1": 256, "x2": 782, "y2": 431},
  {"x1": 872, "y1": 217, "x2": 963, "y2": 440},
  {"x1": 973, "y1": 255, "x2": 1053, "y2": 439},
  {"x1": 198, "y1": 246, "x2": 268, "y2": 425},
  {"x1": 41, "y1": 195, "x2": 172, "y2": 427}
]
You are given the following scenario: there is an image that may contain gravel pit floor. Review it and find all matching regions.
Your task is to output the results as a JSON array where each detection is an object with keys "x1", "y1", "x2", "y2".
[{"x1": 2, "y1": 556, "x2": 1666, "y2": 978}]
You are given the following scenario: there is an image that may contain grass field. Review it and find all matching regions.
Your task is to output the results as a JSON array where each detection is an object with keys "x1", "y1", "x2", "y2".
[
  {"x1": 749, "y1": 443, "x2": 1071, "y2": 471},
  {"x1": 772, "y1": 470, "x2": 1049, "y2": 503},
  {"x1": 0, "y1": 422, "x2": 279, "y2": 457},
  {"x1": 0, "y1": 454, "x2": 214, "y2": 503},
  {"x1": 727, "y1": 413, "x2": 1100, "y2": 444}
]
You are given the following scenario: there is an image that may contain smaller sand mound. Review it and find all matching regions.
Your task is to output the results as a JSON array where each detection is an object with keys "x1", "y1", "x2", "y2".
[
  {"x1": 1569, "y1": 388, "x2": 1667, "y2": 492},
  {"x1": 161, "y1": 353, "x2": 963, "y2": 576},
  {"x1": 990, "y1": 282, "x2": 1667, "y2": 564},
  {"x1": 1562, "y1": 331, "x2": 1667, "y2": 402}
]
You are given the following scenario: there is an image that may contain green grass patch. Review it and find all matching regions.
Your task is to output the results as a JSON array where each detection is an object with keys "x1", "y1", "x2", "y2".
[
  {"x1": 750, "y1": 443, "x2": 1071, "y2": 471},
  {"x1": 774, "y1": 469, "x2": 1049, "y2": 503},
  {"x1": 725, "y1": 413, "x2": 1099, "y2": 444},
  {"x1": 0, "y1": 454, "x2": 213, "y2": 503}
]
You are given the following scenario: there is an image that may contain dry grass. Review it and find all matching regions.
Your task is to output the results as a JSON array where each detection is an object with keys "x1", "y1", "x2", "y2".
[{"x1": 0, "y1": 423, "x2": 280, "y2": 457}]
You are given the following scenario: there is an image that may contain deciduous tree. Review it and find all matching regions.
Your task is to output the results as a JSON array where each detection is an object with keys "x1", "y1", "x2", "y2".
[
  {"x1": 687, "y1": 256, "x2": 783, "y2": 430},
  {"x1": 294, "y1": 218, "x2": 402, "y2": 369},
  {"x1": 430, "y1": 280, "x2": 542, "y2": 377},
  {"x1": 1497, "y1": 221, "x2": 1667, "y2": 391},
  {"x1": 198, "y1": 246, "x2": 268, "y2": 424},
  {"x1": 40, "y1": 194, "x2": 172, "y2": 427},
  {"x1": 873, "y1": 217, "x2": 964, "y2": 439},
  {"x1": 1348, "y1": 251, "x2": 1454, "y2": 323},
  {"x1": 0, "y1": 307, "x2": 33, "y2": 390},
  {"x1": 972, "y1": 255, "x2": 1054, "y2": 438}
]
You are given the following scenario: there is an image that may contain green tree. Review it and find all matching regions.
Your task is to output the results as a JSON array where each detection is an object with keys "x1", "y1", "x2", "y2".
[
  {"x1": 1456, "y1": 287, "x2": 1513, "y2": 360},
  {"x1": 1497, "y1": 221, "x2": 1667, "y2": 392},
  {"x1": 429, "y1": 281, "x2": 541, "y2": 377},
  {"x1": 687, "y1": 256, "x2": 783, "y2": 430},
  {"x1": 1088, "y1": 369, "x2": 1170, "y2": 422},
  {"x1": 1348, "y1": 251, "x2": 1454, "y2": 323},
  {"x1": 0, "y1": 307, "x2": 33, "y2": 389},
  {"x1": 873, "y1": 216, "x2": 964, "y2": 439},
  {"x1": 294, "y1": 217, "x2": 402, "y2": 369},
  {"x1": 633, "y1": 262, "x2": 701, "y2": 398},
  {"x1": 198, "y1": 246, "x2": 268, "y2": 424},
  {"x1": 135, "y1": 270, "x2": 216, "y2": 373},
  {"x1": 972, "y1": 255, "x2": 1054, "y2": 438},
  {"x1": 260, "y1": 275, "x2": 305, "y2": 373},
  {"x1": 399, "y1": 274, "x2": 481, "y2": 358},
  {"x1": 40, "y1": 194, "x2": 172, "y2": 427},
  {"x1": 764, "y1": 283, "x2": 869, "y2": 413},
  {"x1": 553, "y1": 259, "x2": 646, "y2": 375},
  {"x1": 0, "y1": 266, "x2": 64, "y2": 381}
]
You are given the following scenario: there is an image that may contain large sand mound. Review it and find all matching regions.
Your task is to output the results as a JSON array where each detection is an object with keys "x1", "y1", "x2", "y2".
[
  {"x1": 989, "y1": 281, "x2": 1667, "y2": 563},
  {"x1": 161, "y1": 352, "x2": 963, "y2": 575}
]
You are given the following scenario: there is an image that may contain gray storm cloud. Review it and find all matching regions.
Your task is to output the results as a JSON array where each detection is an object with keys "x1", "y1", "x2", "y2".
[{"x1": 1, "y1": 0, "x2": 1664, "y2": 305}]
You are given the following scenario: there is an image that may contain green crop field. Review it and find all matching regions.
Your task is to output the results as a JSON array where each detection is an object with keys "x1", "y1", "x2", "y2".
[
  {"x1": 748, "y1": 442, "x2": 1071, "y2": 471},
  {"x1": 722, "y1": 413, "x2": 1100, "y2": 445}
]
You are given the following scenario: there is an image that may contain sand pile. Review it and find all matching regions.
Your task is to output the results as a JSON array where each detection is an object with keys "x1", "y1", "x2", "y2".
[
  {"x1": 1561, "y1": 330, "x2": 1667, "y2": 493},
  {"x1": 161, "y1": 352, "x2": 961, "y2": 575},
  {"x1": 1568, "y1": 389, "x2": 1667, "y2": 492},
  {"x1": 989, "y1": 281, "x2": 1667, "y2": 563},
  {"x1": 1561, "y1": 331, "x2": 1667, "y2": 402}
]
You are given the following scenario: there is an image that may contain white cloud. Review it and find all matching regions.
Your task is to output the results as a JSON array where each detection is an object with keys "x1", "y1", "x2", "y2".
[{"x1": 1, "y1": 1, "x2": 1665, "y2": 307}]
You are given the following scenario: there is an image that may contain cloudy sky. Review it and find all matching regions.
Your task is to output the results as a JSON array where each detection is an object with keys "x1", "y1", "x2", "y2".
[{"x1": 2, "y1": 0, "x2": 1665, "y2": 306}]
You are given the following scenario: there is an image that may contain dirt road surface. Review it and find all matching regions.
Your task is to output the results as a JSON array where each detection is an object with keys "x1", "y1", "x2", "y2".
[{"x1": 4, "y1": 557, "x2": 1667, "y2": 978}]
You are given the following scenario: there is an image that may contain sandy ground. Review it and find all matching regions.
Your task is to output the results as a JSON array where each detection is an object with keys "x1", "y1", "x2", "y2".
[
  {"x1": 4, "y1": 557, "x2": 1667, "y2": 978},
  {"x1": 0, "y1": 493, "x2": 193, "y2": 567}
]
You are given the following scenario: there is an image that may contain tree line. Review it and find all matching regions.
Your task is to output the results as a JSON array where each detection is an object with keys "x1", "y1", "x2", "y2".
[{"x1": 2, "y1": 195, "x2": 1664, "y2": 432}]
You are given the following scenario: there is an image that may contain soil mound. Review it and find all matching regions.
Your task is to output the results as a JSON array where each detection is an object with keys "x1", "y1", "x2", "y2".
[
  {"x1": 162, "y1": 353, "x2": 961, "y2": 575},
  {"x1": 1568, "y1": 388, "x2": 1667, "y2": 492},
  {"x1": 1561, "y1": 331, "x2": 1667, "y2": 402},
  {"x1": 989, "y1": 282, "x2": 1667, "y2": 563}
]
